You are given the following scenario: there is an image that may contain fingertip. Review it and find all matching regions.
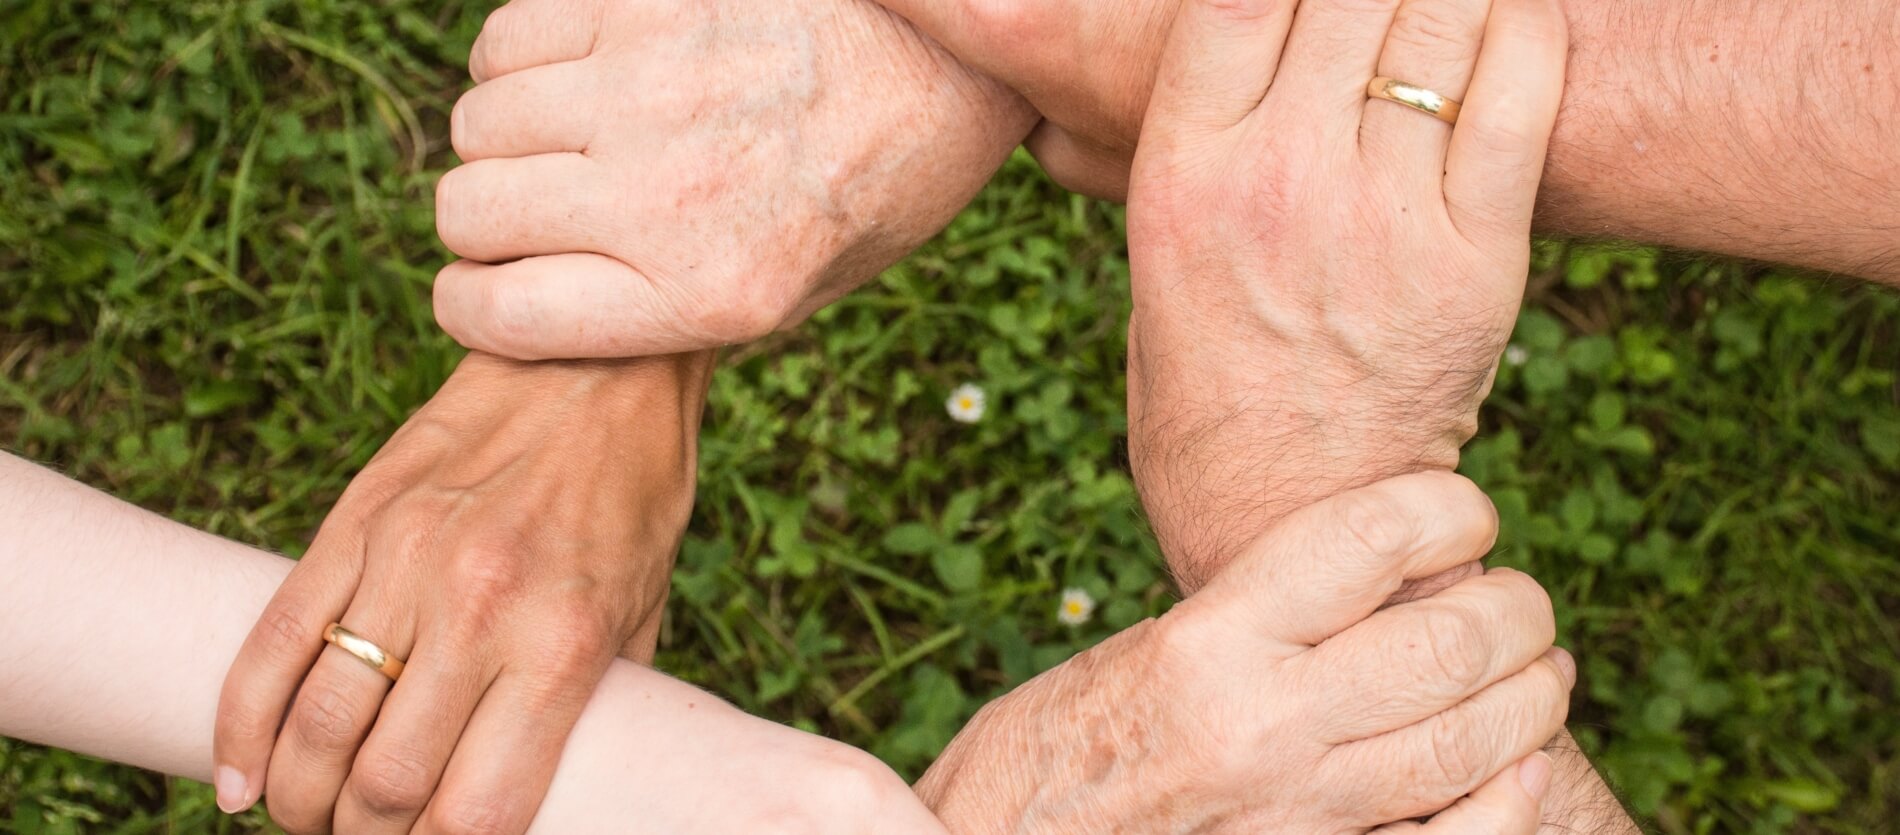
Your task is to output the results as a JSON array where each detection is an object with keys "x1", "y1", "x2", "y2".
[
  {"x1": 214, "y1": 764, "x2": 255, "y2": 814},
  {"x1": 431, "y1": 260, "x2": 487, "y2": 353},
  {"x1": 1545, "y1": 645, "x2": 1577, "y2": 688},
  {"x1": 1518, "y1": 751, "x2": 1553, "y2": 802}
]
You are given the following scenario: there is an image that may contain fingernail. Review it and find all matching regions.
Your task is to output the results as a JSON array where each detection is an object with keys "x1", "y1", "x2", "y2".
[
  {"x1": 1518, "y1": 752, "x2": 1553, "y2": 801},
  {"x1": 1548, "y1": 646, "x2": 1577, "y2": 687},
  {"x1": 451, "y1": 102, "x2": 467, "y2": 146},
  {"x1": 214, "y1": 765, "x2": 249, "y2": 814}
]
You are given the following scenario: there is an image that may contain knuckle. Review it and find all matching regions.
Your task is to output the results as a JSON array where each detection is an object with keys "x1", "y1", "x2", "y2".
[
  {"x1": 1496, "y1": 569, "x2": 1557, "y2": 633},
  {"x1": 446, "y1": 542, "x2": 528, "y2": 610},
  {"x1": 256, "y1": 604, "x2": 320, "y2": 661},
  {"x1": 541, "y1": 619, "x2": 611, "y2": 676},
  {"x1": 473, "y1": 5, "x2": 520, "y2": 61},
  {"x1": 1426, "y1": 711, "x2": 1489, "y2": 791},
  {"x1": 351, "y1": 748, "x2": 437, "y2": 817},
  {"x1": 426, "y1": 793, "x2": 516, "y2": 835},
  {"x1": 467, "y1": 278, "x2": 544, "y2": 358},
  {"x1": 1334, "y1": 487, "x2": 1418, "y2": 559},
  {"x1": 288, "y1": 681, "x2": 364, "y2": 751},
  {"x1": 1390, "y1": 1, "x2": 1476, "y2": 51},
  {"x1": 1444, "y1": 476, "x2": 1500, "y2": 549},
  {"x1": 267, "y1": 798, "x2": 328, "y2": 835},
  {"x1": 1498, "y1": 5, "x2": 1568, "y2": 50},
  {"x1": 1465, "y1": 120, "x2": 1543, "y2": 168},
  {"x1": 1417, "y1": 605, "x2": 1491, "y2": 692}
]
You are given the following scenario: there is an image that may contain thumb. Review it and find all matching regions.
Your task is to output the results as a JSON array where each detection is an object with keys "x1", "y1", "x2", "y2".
[
  {"x1": 1372, "y1": 752, "x2": 1550, "y2": 834},
  {"x1": 433, "y1": 254, "x2": 735, "y2": 360},
  {"x1": 1144, "y1": 0, "x2": 1300, "y2": 141}
]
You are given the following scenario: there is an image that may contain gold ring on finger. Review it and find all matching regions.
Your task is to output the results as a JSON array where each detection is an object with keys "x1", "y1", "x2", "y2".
[
  {"x1": 1367, "y1": 77, "x2": 1462, "y2": 125},
  {"x1": 323, "y1": 622, "x2": 406, "y2": 681}
]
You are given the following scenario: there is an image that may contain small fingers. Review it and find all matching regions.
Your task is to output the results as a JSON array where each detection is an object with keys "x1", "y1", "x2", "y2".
[
  {"x1": 468, "y1": 0, "x2": 603, "y2": 83},
  {"x1": 1339, "y1": 645, "x2": 1575, "y2": 823},
  {"x1": 453, "y1": 60, "x2": 602, "y2": 161},
  {"x1": 1191, "y1": 471, "x2": 1498, "y2": 647},
  {"x1": 433, "y1": 154, "x2": 613, "y2": 264},
  {"x1": 213, "y1": 538, "x2": 365, "y2": 815},
  {"x1": 1303, "y1": 567, "x2": 1557, "y2": 741},
  {"x1": 1442, "y1": 0, "x2": 1568, "y2": 242}
]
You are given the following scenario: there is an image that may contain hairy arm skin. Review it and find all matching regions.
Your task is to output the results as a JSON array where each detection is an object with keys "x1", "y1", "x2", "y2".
[
  {"x1": 878, "y1": 0, "x2": 1900, "y2": 282},
  {"x1": 862, "y1": 0, "x2": 1889, "y2": 829},
  {"x1": 0, "y1": 453, "x2": 949, "y2": 834}
]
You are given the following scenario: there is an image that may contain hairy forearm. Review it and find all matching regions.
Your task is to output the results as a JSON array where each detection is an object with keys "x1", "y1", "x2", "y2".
[
  {"x1": 0, "y1": 451, "x2": 944, "y2": 833},
  {"x1": 882, "y1": 0, "x2": 1900, "y2": 281},
  {"x1": 1542, "y1": 0, "x2": 1900, "y2": 280}
]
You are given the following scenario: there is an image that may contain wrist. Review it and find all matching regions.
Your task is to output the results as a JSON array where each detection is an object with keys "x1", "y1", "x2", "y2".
[{"x1": 917, "y1": 619, "x2": 1168, "y2": 832}]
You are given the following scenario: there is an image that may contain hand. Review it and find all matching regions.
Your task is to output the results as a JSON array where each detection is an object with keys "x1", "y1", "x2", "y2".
[
  {"x1": 1120, "y1": 0, "x2": 1568, "y2": 588},
  {"x1": 916, "y1": 472, "x2": 1573, "y2": 832},
  {"x1": 870, "y1": 0, "x2": 1175, "y2": 198},
  {"x1": 429, "y1": 0, "x2": 1037, "y2": 360},
  {"x1": 213, "y1": 351, "x2": 713, "y2": 834}
]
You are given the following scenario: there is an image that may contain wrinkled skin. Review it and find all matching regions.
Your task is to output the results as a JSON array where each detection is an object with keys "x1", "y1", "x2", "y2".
[
  {"x1": 918, "y1": 472, "x2": 1572, "y2": 833},
  {"x1": 431, "y1": 0, "x2": 1036, "y2": 359}
]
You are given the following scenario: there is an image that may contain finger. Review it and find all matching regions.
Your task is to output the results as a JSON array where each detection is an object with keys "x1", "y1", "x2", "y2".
[
  {"x1": 468, "y1": 0, "x2": 602, "y2": 84},
  {"x1": 452, "y1": 60, "x2": 602, "y2": 162},
  {"x1": 1272, "y1": 0, "x2": 1402, "y2": 122},
  {"x1": 1369, "y1": 752, "x2": 1548, "y2": 833},
  {"x1": 433, "y1": 154, "x2": 613, "y2": 264},
  {"x1": 264, "y1": 599, "x2": 416, "y2": 835},
  {"x1": 213, "y1": 535, "x2": 366, "y2": 815},
  {"x1": 334, "y1": 630, "x2": 489, "y2": 834},
  {"x1": 1301, "y1": 567, "x2": 1556, "y2": 742},
  {"x1": 414, "y1": 662, "x2": 607, "y2": 835},
  {"x1": 435, "y1": 254, "x2": 755, "y2": 360},
  {"x1": 1144, "y1": 0, "x2": 1301, "y2": 140},
  {"x1": 1024, "y1": 121, "x2": 1133, "y2": 202},
  {"x1": 1360, "y1": 0, "x2": 1493, "y2": 177},
  {"x1": 1341, "y1": 646, "x2": 1574, "y2": 823},
  {"x1": 1442, "y1": 0, "x2": 1567, "y2": 242},
  {"x1": 1191, "y1": 471, "x2": 1498, "y2": 647},
  {"x1": 1383, "y1": 560, "x2": 1483, "y2": 608}
]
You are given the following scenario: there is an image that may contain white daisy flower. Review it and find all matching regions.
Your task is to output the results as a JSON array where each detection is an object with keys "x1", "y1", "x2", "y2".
[
  {"x1": 1503, "y1": 344, "x2": 1530, "y2": 367},
  {"x1": 1057, "y1": 587, "x2": 1095, "y2": 626},
  {"x1": 946, "y1": 383, "x2": 987, "y2": 424}
]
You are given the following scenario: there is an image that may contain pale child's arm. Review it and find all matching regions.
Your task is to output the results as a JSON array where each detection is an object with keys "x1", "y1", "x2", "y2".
[{"x1": 0, "y1": 453, "x2": 945, "y2": 834}]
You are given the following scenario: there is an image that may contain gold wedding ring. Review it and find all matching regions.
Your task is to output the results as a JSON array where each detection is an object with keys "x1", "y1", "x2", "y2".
[
  {"x1": 323, "y1": 623, "x2": 406, "y2": 681},
  {"x1": 1367, "y1": 77, "x2": 1462, "y2": 125}
]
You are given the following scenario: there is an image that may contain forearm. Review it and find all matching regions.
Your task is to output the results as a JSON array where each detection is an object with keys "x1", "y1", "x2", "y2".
[
  {"x1": 416, "y1": 350, "x2": 718, "y2": 659},
  {"x1": 0, "y1": 451, "x2": 945, "y2": 833},
  {"x1": 1541, "y1": 0, "x2": 1899, "y2": 280},
  {"x1": 882, "y1": 0, "x2": 1900, "y2": 281}
]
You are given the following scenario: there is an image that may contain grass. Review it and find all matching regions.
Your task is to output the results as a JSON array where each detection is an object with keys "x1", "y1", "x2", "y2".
[{"x1": 2, "y1": 0, "x2": 1898, "y2": 832}]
